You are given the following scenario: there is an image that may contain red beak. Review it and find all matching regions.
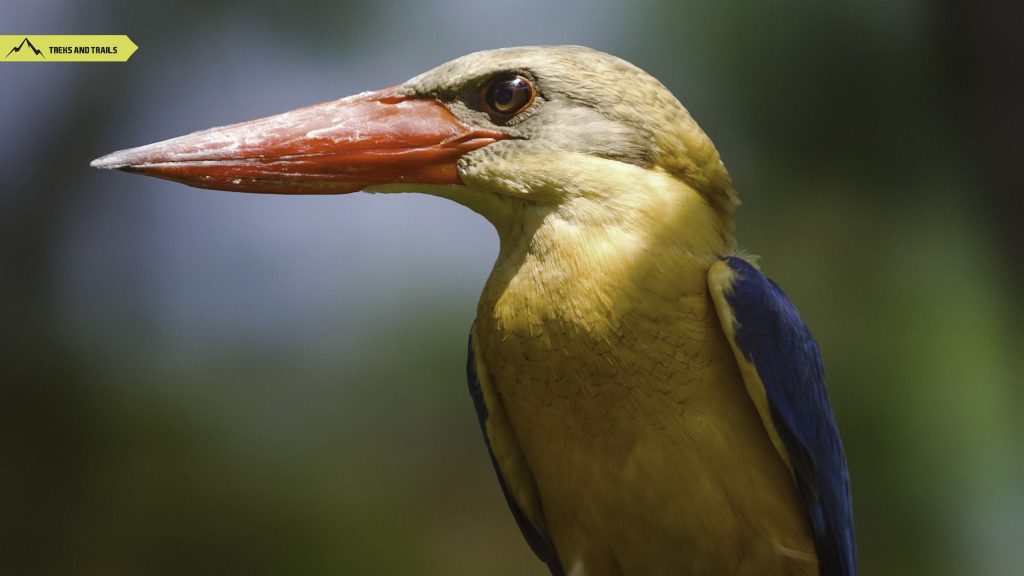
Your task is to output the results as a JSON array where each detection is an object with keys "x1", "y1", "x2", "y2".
[{"x1": 91, "y1": 88, "x2": 504, "y2": 194}]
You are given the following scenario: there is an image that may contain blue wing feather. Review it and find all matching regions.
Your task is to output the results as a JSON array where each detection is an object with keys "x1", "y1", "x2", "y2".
[
  {"x1": 720, "y1": 257, "x2": 856, "y2": 576},
  {"x1": 466, "y1": 333, "x2": 565, "y2": 576}
]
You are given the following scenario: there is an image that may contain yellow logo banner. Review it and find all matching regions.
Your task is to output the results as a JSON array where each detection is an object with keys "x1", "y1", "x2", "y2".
[{"x1": 1, "y1": 35, "x2": 137, "y2": 62}]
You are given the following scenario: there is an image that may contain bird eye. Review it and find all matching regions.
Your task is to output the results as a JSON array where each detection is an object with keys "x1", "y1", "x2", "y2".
[{"x1": 483, "y1": 75, "x2": 535, "y2": 117}]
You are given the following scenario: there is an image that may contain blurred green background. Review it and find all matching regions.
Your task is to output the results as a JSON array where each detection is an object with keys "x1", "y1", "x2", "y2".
[{"x1": 2, "y1": 1, "x2": 1021, "y2": 574}]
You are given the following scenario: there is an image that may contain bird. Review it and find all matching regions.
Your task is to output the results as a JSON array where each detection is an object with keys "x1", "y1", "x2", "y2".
[{"x1": 91, "y1": 45, "x2": 856, "y2": 576}]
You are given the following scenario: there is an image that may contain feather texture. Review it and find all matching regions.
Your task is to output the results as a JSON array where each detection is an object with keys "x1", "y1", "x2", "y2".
[{"x1": 709, "y1": 256, "x2": 856, "y2": 576}]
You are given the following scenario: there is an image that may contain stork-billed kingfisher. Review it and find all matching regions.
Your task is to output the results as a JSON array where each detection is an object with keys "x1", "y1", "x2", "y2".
[{"x1": 92, "y1": 46, "x2": 856, "y2": 576}]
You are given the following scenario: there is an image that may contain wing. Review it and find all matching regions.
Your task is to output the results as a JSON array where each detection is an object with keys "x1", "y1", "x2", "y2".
[
  {"x1": 466, "y1": 328, "x2": 565, "y2": 576},
  {"x1": 708, "y1": 256, "x2": 856, "y2": 576}
]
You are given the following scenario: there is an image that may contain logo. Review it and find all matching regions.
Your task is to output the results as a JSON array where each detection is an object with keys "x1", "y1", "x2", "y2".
[
  {"x1": 1, "y1": 35, "x2": 137, "y2": 62},
  {"x1": 5, "y1": 37, "x2": 44, "y2": 59}
]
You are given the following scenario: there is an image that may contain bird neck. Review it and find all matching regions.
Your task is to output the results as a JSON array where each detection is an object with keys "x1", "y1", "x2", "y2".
[{"x1": 476, "y1": 162, "x2": 736, "y2": 346}]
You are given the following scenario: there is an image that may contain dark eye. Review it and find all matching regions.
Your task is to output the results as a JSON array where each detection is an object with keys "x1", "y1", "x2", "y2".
[{"x1": 483, "y1": 75, "x2": 535, "y2": 116}]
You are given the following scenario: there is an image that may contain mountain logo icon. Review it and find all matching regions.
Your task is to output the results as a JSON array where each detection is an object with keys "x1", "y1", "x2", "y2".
[{"x1": 5, "y1": 37, "x2": 45, "y2": 59}]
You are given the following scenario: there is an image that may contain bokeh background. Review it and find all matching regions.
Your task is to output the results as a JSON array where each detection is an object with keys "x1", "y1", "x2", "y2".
[{"x1": 2, "y1": 1, "x2": 1021, "y2": 574}]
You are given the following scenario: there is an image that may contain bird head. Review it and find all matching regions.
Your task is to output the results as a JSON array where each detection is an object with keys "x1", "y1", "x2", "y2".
[{"x1": 93, "y1": 46, "x2": 737, "y2": 245}]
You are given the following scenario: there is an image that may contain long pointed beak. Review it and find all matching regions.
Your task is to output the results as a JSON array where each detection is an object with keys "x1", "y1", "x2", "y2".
[{"x1": 91, "y1": 88, "x2": 504, "y2": 194}]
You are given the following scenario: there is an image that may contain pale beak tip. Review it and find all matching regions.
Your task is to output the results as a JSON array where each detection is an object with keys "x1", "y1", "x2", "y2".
[{"x1": 90, "y1": 151, "x2": 132, "y2": 170}]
